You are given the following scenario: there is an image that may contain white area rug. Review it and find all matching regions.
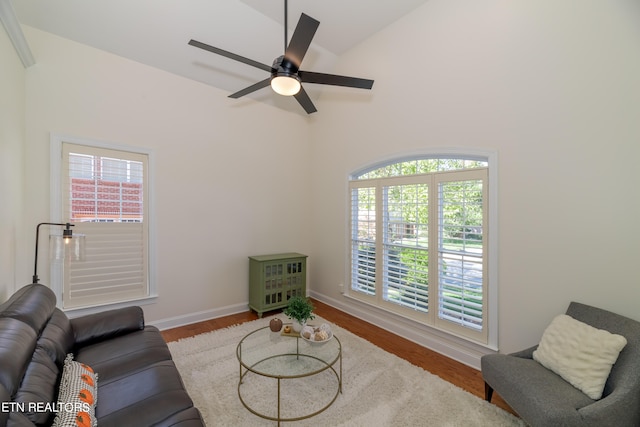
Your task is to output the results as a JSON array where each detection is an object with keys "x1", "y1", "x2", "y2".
[{"x1": 168, "y1": 315, "x2": 524, "y2": 426}]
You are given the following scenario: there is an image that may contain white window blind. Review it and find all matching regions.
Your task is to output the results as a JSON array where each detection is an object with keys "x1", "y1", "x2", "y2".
[
  {"x1": 350, "y1": 185, "x2": 377, "y2": 296},
  {"x1": 349, "y1": 158, "x2": 490, "y2": 344},
  {"x1": 61, "y1": 142, "x2": 149, "y2": 309},
  {"x1": 435, "y1": 173, "x2": 486, "y2": 338},
  {"x1": 382, "y1": 183, "x2": 429, "y2": 313}
]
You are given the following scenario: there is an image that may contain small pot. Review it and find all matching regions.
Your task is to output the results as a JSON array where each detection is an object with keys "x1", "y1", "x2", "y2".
[
  {"x1": 269, "y1": 318, "x2": 283, "y2": 332},
  {"x1": 292, "y1": 319, "x2": 305, "y2": 333}
]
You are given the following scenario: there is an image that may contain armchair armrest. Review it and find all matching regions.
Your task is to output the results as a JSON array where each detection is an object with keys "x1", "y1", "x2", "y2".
[
  {"x1": 510, "y1": 344, "x2": 538, "y2": 359},
  {"x1": 578, "y1": 385, "x2": 639, "y2": 426},
  {"x1": 71, "y1": 306, "x2": 145, "y2": 347}
]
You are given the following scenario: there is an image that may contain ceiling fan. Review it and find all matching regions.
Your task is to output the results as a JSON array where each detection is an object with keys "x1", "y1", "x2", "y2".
[{"x1": 188, "y1": 0, "x2": 374, "y2": 114}]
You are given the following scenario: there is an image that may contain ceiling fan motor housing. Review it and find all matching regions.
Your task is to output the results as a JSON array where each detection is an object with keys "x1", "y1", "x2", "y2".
[{"x1": 271, "y1": 55, "x2": 299, "y2": 80}]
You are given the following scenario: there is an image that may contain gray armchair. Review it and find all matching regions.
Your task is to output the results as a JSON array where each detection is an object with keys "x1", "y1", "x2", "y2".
[{"x1": 481, "y1": 302, "x2": 640, "y2": 426}]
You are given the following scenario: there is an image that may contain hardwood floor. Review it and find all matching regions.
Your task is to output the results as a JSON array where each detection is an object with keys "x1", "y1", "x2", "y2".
[{"x1": 161, "y1": 299, "x2": 517, "y2": 417}]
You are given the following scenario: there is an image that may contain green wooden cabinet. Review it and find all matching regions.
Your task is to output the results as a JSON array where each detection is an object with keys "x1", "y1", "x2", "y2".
[{"x1": 248, "y1": 253, "x2": 308, "y2": 318}]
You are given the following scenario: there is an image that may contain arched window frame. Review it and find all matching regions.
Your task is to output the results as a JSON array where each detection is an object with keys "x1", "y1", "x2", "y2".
[{"x1": 348, "y1": 149, "x2": 498, "y2": 348}]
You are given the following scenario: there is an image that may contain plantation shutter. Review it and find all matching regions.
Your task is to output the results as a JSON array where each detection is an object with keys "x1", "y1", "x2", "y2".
[
  {"x1": 434, "y1": 169, "x2": 487, "y2": 341},
  {"x1": 350, "y1": 184, "x2": 377, "y2": 296},
  {"x1": 381, "y1": 180, "x2": 429, "y2": 313},
  {"x1": 61, "y1": 143, "x2": 149, "y2": 309}
]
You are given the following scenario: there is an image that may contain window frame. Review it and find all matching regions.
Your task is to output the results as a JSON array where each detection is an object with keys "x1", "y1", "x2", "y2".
[
  {"x1": 347, "y1": 150, "x2": 498, "y2": 348},
  {"x1": 50, "y1": 134, "x2": 157, "y2": 314}
]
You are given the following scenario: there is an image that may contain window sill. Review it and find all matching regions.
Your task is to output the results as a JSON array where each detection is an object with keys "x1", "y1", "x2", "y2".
[{"x1": 312, "y1": 290, "x2": 497, "y2": 369}]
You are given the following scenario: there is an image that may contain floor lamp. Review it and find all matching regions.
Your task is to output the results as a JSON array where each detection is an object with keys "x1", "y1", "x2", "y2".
[{"x1": 32, "y1": 222, "x2": 85, "y2": 284}]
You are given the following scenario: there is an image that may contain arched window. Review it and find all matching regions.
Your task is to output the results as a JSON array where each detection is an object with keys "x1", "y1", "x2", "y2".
[{"x1": 349, "y1": 155, "x2": 494, "y2": 344}]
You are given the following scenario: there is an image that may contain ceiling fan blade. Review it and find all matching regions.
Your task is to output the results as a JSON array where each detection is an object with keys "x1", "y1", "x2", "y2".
[
  {"x1": 228, "y1": 78, "x2": 272, "y2": 99},
  {"x1": 299, "y1": 71, "x2": 374, "y2": 90},
  {"x1": 188, "y1": 39, "x2": 272, "y2": 73},
  {"x1": 294, "y1": 86, "x2": 317, "y2": 114},
  {"x1": 284, "y1": 14, "x2": 320, "y2": 69}
]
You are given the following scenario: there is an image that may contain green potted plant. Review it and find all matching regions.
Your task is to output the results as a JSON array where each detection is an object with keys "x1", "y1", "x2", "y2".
[{"x1": 283, "y1": 296, "x2": 315, "y2": 332}]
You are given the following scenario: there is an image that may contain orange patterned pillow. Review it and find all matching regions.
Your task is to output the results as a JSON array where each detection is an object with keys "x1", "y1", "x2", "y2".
[{"x1": 52, "y1": 354, "x2": 98, "y2": 427}]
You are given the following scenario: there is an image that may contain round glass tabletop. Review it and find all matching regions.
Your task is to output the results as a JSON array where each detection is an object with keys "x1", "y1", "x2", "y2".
[{"x1": 237, "y1": 325, "x2": 341, "y2": 378}]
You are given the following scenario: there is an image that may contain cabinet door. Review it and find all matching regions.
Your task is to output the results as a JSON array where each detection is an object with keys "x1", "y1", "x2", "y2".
[
  {"x1": 285, "y1": 259, "x2": 305, "y2": 300},
  {"x1": 263, "y1": 262, "x2": 284, "y2": 307}
]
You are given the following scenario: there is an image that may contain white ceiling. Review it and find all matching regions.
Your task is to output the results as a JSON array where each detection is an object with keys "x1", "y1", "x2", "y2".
[{"x1": 11, "y1": 0, "x2": 430, "y2": 114}]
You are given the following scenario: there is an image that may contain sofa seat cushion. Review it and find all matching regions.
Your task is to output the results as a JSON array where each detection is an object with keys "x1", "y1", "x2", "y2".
[
  {"x1": 149, "y1": 407, "x2": 206, "y2": 427},
  {"x1": 94, "y1": 360, "x2": 197, "y2": 427},
  {"x1": 73, "y1": 325, "x2": 200, "y2": 425},
  {"x1": 73, "y1": 326, "x2": 171, "y2": 383},
  {"x1": 482, "y1": 353, "x2": 594, "y2": 425}
]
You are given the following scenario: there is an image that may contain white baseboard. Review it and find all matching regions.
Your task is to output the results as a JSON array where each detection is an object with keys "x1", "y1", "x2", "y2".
[
  {"x1": 150, "y1": 302, "x2": 249, "y2": 331},
  {"x1": 150, "y1": 293, "x2": 489, "y2": 370},
  {"x1": 309, "y1": 290, "x2": 488, "y2": 370}
]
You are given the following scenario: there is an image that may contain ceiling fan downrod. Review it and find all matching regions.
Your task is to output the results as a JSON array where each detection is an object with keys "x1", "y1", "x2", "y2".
[{"x1": 284, "y1": 0, "x2": 288, "y2": 52}]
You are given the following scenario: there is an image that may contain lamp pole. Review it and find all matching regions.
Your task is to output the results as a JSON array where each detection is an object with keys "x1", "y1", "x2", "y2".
[{"x1": 32, "y1": 222, "x2": 75, "y2": 284}]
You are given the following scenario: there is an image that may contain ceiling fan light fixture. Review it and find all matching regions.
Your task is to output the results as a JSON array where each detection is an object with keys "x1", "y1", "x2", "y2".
[{"x1": 271, "y1": 74, "x2": 301, "y2": 96}]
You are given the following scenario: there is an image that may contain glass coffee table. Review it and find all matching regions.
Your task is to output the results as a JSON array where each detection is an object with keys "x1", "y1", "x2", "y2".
[{"x1": 236, "y1": 325, "x2": 342, "y2": 425}]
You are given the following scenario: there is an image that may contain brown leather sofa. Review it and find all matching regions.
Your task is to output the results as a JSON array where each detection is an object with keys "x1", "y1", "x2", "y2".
[{"x1": 0, "y1": 284, "x2": 205, "y2": 426}]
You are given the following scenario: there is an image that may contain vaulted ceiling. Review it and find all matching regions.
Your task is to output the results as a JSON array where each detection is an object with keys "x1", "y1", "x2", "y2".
[{"x1": 12, "y1": 0, "x2": 431, "y2": 114}]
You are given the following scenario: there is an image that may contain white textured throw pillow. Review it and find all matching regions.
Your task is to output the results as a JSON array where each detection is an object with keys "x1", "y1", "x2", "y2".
[{"x1": 533, "y1": 314, "x2": 627, "y2": 400}]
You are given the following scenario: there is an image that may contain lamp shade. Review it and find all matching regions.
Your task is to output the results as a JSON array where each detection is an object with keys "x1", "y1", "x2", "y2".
[
  {"x1": 33, "y1": 222, "x2": 86, "y2": 284},
  {"x1": 271, "y1": 75, "x2": 301, "y2": 96},
  {"x1": 50, "y1": 233, "x2": 85, "y2": 261}
]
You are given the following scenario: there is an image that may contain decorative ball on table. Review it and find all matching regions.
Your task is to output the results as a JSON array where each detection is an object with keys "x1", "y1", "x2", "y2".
[
  {"x1": 300, "y1": 323, "x2": 333, "y2": 343},
  {"x1": 269, "y1": 317, "x2": 283, "y2": 332}
]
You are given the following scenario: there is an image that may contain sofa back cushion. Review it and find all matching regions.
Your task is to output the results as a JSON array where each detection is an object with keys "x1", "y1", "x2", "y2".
[
  {"x1": 0, "y1": 318, "x2": 37, "y2": 395},
  {"x1": 14, "y1": 347, "x2": 61, "y2": 425},
  {"x1": 0, "y1": 285, "x2": 75, "y2": 425},
  {"x1": 0, "y1": 383, "x2": 9, "y2": 426},
  {"x1": 0, "y1": 284, "x2": 57, "y2": 333},
  {"x1": 566, "y1": 302, "x2": 640, "y2": 399},
  {"x1": 0, "y1": 383, "x2": 33, "y2": 426},
  {"x1": 38, "y1": 309, "x2": 75, "y2": 367}
]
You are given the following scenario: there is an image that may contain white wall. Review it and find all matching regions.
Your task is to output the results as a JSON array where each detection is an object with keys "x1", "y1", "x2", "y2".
[
  {"x1": 0, "y1": 21, "x2": 26, "y2": 301},
  {"x1": 20, "y1": 27, "x2": 313, "y2": 324},
  {"x1": 309, "y1": 0, "x2": 640, "y2": 360},
  {"x1": 5, "y1": 0, "x2": 640, "y2": 368}
]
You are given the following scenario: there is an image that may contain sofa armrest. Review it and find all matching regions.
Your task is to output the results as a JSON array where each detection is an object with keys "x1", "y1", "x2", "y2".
[{"x1": 71, "y1": 306, "x2": 145, "y2": 347}]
